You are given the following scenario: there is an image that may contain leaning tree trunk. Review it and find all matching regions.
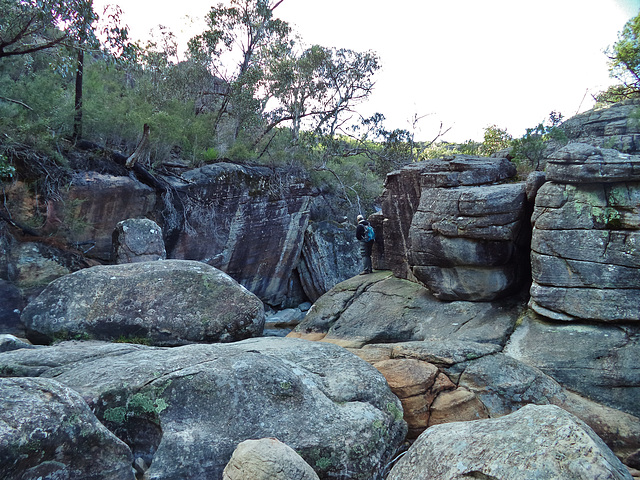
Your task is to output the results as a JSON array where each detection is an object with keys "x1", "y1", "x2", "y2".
[{"x1": 72, "y1": 47, "x2": 84, "y2": 143}]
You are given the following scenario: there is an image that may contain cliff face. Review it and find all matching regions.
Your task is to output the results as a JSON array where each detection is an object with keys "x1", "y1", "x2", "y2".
[
  {"x1": 381, "y1": 156, "x2": 528, "y2": 301},
  {"x1": 1, "y1": 161, "x2": 361, "y2": 309}
]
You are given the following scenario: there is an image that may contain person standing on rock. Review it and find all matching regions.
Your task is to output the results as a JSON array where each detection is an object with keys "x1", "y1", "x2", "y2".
[{"x1": 356, "y1": 214, "x2": 374, "y2": 275}]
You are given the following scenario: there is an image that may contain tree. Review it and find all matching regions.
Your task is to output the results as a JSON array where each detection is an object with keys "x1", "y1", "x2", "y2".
[
  {"x1": 0, "y1": 0, "x2": 133, "y2": 142},
  {"x1": 599, "y1": 10, "x2": 640, "y2": 102},
  {"x1": 188, "y1": 0, "x2": 290, "y2": 141}
]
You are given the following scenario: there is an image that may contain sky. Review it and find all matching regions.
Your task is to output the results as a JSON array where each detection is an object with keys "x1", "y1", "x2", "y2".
[{"x1": 94, "y1": 0, "x2": 640, "y2": 142}]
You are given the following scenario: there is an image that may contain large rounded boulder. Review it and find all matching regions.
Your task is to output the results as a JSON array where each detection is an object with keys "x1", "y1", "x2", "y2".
[
  {"x1": 388, "y1": 404, "x2": 632, "y2": 480},
  {"x1": 0, "y1": 337, "x2": 407, "y2": 480},
  {"x1": 0, "y1": 377, "x2": 134, "y2": 480},
  {"x1": 21, "y1": 260, "x2": 264, "y2": 345}
]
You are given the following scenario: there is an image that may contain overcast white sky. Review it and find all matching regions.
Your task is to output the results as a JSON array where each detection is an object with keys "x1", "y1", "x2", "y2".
[{"x1": 95, "y1": 0, "x2": 640, "y2": 142}]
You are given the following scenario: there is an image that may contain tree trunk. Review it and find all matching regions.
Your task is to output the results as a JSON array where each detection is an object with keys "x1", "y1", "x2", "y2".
[{"x1": 72, "y1": 47, "x2": 84, "y2": 143}]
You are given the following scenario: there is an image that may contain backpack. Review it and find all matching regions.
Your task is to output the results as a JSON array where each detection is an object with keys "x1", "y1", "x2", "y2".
[{"x1": 362, "y1": 224, "x2": 375, "y2": 242}]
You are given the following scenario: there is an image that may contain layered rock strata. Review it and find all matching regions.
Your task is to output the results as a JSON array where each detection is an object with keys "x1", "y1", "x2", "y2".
[
  {"x1": 529, "y1": 143, "x2": 640, "y2": 322},
  {"x1": 382, "y1": 156, "x2": 529, "y2": 300}
]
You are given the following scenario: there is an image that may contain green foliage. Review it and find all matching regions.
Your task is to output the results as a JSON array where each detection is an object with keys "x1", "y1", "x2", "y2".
[
  {"x1": 0, "y1": 154, "x2": 15, "y2": 180},
  {"x1": 602, "y1": 9, "x2": 640, "y2": 101},
  {"x1": 511, "y1": 111, "x2": 567, "y2": 172},
  {"x1": 478, "y1": 125, "x2": 512, "y2": 156}
]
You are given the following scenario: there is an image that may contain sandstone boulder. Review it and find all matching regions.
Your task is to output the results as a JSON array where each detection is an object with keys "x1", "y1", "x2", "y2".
[
  {"x1": 0, "y1": 334, "x2": 34, "y2": 353},
  {"x1": 529, "y1": 144, "x2": 640, "y2": 322},
  {"x1": 0, "y1": 377, "x2": 134, "y2": 480},
  {"x1": 0, "y1": 337, "x2": 407, "y2": 480},
  {"x1": 223, "y1": 438, "x2": 320, "y2": 480},
  {"x1": 380, "y1": 155, "x2": 527, "y2": 300},
  {"x1": 292, "y1": 272, "x2": 523, "y2": 348},
  {"x1": 112, "y1": 218, "x2": 166, "y2": 263},
  {"x1": 22, "y1": 260, "x2": 265, "y2": 346},
  {"x1": 388, "y1": 404, "x2": 632, "y2": 480}
]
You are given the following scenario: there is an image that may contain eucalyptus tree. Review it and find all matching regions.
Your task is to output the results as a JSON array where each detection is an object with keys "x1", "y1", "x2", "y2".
[
  {"x1": 188, "y1": 0, "x2": 290, "y2": 142},
  {"x1": 0, "y1": 0, "x2": 133, "y2": 141}
]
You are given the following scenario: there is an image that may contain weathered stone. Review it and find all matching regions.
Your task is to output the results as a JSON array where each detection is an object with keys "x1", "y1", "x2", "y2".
[
  {"x1": 0, "y1": 334, "x2": 34, "y2": 353},
  {"x1": 293, "y1": 273, "x2": 523, "y2": 347},
  {"x1": 562, "y1": 100, "x2": 640, "y2": 154},
  {"x1": 504, "y1": 313, "x2": 640, "y2": 418},
  {"x1": 22, "y1": 260, "x2": 265, "y2": 346},
  {"x1": 428, "y1": 387, "x2": 489, "y2": 426},
  {"x1": 459, "y1": 353, "x2": 566, "y2": 417},
  {"x1": 297, "y1": 220, "x2": 360, "y2": 302},
  {"x1": 5, "y1": 241, "x2": 93, "y2": 292},
  {"x1": 532, "y1": 182, "x2": 640, "y2": 230},
  {"x1": 0, "y1": 377, "x2": 134, "y2": 480},
  {"x1": 223, "y1": 438, "x2": 320, "y2": 480},
  {"x1": 412, "y1": 264, "x2": 520, "y2": 301},
  {"x1": 388, "y1": 404, "x2": 633, "y2": 480},
  {"x1": 546, "y1": 143, "x2": 640, "y2": 183},
  {"x1": 170, "y1": 162, "x2": 314, "y2": 306},
  {"x1": 112, "y1": 218, "x2": 166, "y2": 264},
  {"x1": 529, "y1": 283, "x2": 640, "y2": 322},
  {"x1": 531, "y1": 229, "x2": 640, "y2": 268},
  {"x1": 50, "y1": 172, "x2": 156, "y2": 261},
  {"x1": 380, "y1": 156, "x2": 517, "y2": 281},
  {"x1": 0, "y1": 337, "x2": 407, "y2": 480},
  {"x1": 386, "y1": 340, "x2": 502, "y2": 368},
  {"x1": 373, "y1": 359, "x2": 439, "y2": 398}
]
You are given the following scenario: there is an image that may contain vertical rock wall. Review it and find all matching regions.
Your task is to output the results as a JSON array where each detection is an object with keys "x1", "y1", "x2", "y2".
[
  {"x1": 529, "y1": 143, "x2": 640, "y2": 322},
  {"x1": 381, "y1": 156, "x2": 529, "y2": 301}
]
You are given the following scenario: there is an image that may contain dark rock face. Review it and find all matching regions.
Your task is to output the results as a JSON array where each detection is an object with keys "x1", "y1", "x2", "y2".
[
  {"x1": 504, "y1": 313, "x2": 640, "y2": 418},
  {"x1": 529, "y1": 143, "x2": 640, "y2": 322},
  {"x1": 0, "y1": 338, "x2": 407, "y2": 480},
  {"x1": 0, "y1": 377, "x2": 134, "y2": 480},
  {"x1": 381, "y1": 156, "x2": 528, "y2": 300},
  {"x1": 387, "y1": 404, "x2": 633, "y2": 480},
  {"x1": 112, "y1": 218, "x2": 166, "y2": 264},
  {"x1": 169, "y1": 163, "x2": 315, "y2": 306},
  {"x1": 51, "y1": 172, "x2": 156, "y2": 261},
  {"x1": 297, "y1": 221, "x2": 360, "y2": 302},
  {"x1": 22, "y1": 260, "x2": 265, "y2": 346}
]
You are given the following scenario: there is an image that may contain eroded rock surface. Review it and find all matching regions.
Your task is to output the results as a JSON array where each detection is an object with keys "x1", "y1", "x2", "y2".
[
  {"x1": 223, "y1": 438, "x2": 320, "y2": 480},
  {"x1": 112, "y1": 218, "x2": 166, "y2": 264},
  {"x1": 0, "y1": 337, "x2": 406, "y2": 480},
  {"x1": 0, "y1": 377, "x2": 134, "y2": 480},
  {"x1": 387, "y1": 404, "x2": 633, "y2": 480},
  {"x1": 22, "y1": 260, "x2": 265, "y2": 346},
  {"x1": 381, "y1": 155, "x2": 528, "y2": 300},
  {"x1": 291, "y1": 272, "x2": 524, "y2": 348},
  {"x1": 529, "y1": 143, "x2": 640, "y2": 322}
]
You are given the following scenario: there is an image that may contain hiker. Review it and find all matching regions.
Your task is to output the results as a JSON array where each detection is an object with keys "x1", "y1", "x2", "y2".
[{"x1": 356, "y1": 214, "x2": 374, "y2": 275}]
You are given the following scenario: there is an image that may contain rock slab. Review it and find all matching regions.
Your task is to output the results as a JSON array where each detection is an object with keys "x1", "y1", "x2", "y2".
[{"x1": 21, "y1": 259, "x2": 265, "y2": 346}]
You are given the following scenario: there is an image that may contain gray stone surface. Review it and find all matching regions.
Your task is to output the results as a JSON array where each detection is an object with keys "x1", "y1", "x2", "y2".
[
  {"x1": 504, "y1": 313, "x2": 640, "y2": 418},
  {"x1": 294, "y1": 272, "x2": 523, "y2": 348},
  {"x1": 387, "y1": 404, "x2": 633, "y2": 480},
  {"x1": 22, "y1": 260, "x2": 265, "y2": 346},
  {"x1": 112, "y1": 218, "x2": 166, "y2": 264},
  {"x1": 0, "y1": 377, "x2": 134, "y2": 480},
  {"x1": 297, "y1": 220, "x2": 360, "y2": 302},
  {"x1": 0, "y1": 337, "x2": 406, "y2": 480},
  {"x1": 546, "y1": 143, "x2": 640, "y2": 183}
]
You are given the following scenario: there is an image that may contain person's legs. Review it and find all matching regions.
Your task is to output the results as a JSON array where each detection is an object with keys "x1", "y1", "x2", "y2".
[{"x1": 362, "y1": 241, "x2": 373, "y2": 273}]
